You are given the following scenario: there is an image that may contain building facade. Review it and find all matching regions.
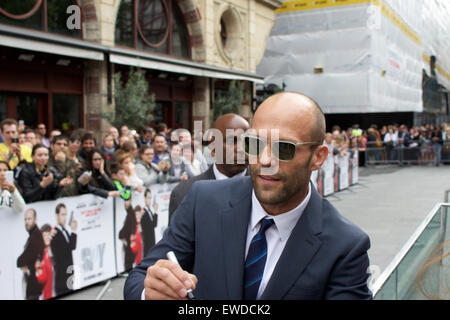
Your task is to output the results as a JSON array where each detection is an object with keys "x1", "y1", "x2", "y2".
[
  {"x1": 0, "y1": 0, "x2": 280, "y2": 137},
  {"x1": 257, "y1": 0, "x2": 450, "y2": 129}
]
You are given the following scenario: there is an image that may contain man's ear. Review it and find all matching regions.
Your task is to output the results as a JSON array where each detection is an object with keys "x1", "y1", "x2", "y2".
[
  {"x1": 310, "y1": 145, "x2": 328, "y2": 171},
  {"x1": 209, "y1": 136, "x2": 216, "y2": 157}
]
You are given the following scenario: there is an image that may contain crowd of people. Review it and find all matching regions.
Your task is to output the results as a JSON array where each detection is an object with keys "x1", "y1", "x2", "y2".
[
  {"x1": 323, "y1": 122, "x2": 450, "y2": 166},
  {"x1": 0, "y1": 117, "x2": 449, "y2": 213},
  {"x1": 0, "y1": 119, "x2": 214, "y2": 211}
]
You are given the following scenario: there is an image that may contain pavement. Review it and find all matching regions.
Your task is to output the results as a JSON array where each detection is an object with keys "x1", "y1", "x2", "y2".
[{"x1": 58, "y1": 165, "x2": 450, "y2": 300}]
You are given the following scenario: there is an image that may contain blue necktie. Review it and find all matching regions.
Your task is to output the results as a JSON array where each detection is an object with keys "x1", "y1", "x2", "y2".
[{"x1": 244, "y1": 218, "x2": 274, "y2": 300}]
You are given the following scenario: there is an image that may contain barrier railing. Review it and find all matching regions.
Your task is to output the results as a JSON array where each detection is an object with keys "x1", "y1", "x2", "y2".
[
  {"x1": 365, "y1": 141, "x2": 450, "y2": 166},
  {"x1": 371, "y1": 203, "x2": 450, "y2": 300}
]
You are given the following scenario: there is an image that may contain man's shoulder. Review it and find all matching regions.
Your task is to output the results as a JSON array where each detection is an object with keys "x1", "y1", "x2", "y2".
[
  {"x1": 188, "y1": 176, "x2": 252, "y2": 201},
  {"x1": 320, "y1": 198, "x2": 369, "y2": 244},
  {"x1": 171, "y1": 168, "x2": 214, "y2": 195}
]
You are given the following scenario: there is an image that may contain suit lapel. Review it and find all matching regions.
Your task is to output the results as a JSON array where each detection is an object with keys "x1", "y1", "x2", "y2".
[
  {"x1": 205, "y1": 165, "x2": 215, "y2": 180},
  {"x1": 260, "y1": 184, "x2": 323, "y2": 299},
  {"x1": 221, "y1": 178, "x2": 252, "y2": 300}
]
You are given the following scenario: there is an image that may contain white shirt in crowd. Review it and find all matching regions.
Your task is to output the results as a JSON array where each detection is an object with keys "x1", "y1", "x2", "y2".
[
  {"x1": 383, "y1": 132, "x2": 398, "y2": 145},
  {"x1": 0, "y1": 188, "x2": 26, "y2": 213},
  {"x1": 212, "y1": 163, "x2": 247, "y2": 180}
]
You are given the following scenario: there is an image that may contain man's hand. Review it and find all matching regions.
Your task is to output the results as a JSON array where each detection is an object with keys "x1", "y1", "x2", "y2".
[
  {"x1": 70, "y1": 219, "x2": 78, "y2": 232},
  {"x1": 54, "y1": 151, "x2": 66, "y2": 162},
  {"x1": 144, "y1": 259, "x2": 197, "y2": 300},
  {"x1": 8, "y1": 143, "x2": 22, "y2": 161}
]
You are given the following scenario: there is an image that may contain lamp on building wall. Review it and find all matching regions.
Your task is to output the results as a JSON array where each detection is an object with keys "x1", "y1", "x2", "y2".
[
  {"x1": 252, "y1": 82, "x2": 286, "y2": 113},
  {"x1": 56, "y1": 59, "x2": 71, "y2": 66},
  {"x1": 314, "y1": 66, "x2": 324, "y2": 74},
  {"x1": 18, "y1": 54, "x2": 34, "y2": 62}
]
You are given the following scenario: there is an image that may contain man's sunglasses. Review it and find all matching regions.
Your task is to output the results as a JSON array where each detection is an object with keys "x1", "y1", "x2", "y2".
[{"x1": 242, "y1": 134, "x2": 320, "y2": 162}]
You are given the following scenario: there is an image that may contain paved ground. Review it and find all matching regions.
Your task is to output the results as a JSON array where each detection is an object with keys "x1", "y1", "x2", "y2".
[{"x1": 59, "y1": 165, "x2": 450, "y2": 300}]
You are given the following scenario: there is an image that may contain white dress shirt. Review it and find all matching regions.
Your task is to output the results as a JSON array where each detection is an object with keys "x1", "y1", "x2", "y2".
[{"x1": 246, "y1": 182, "x2": 312, "y2": 299}]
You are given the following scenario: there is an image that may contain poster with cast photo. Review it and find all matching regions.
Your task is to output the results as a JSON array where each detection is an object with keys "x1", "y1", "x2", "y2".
[
  {"x1": 310, "y1": 169, "x2": 318, "y2": 191},
  {"x1": 338, "y1": 153, "x2": 350, "y2": 191},
  {"x1": 351, "y1": 150, "x2": 359, "y2": 185},
  {"x1": 322, "y1": 155, "x2": 335, "y2": 197},
  {"x1": 0, "y1": 194, "x2": 116, "y2": 300},
  {"x1": 114, "y1": 183, "x2": 178, "y2": 274}
]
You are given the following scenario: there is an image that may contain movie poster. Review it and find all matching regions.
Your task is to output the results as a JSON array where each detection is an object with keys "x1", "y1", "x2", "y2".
[
  {"x1": 0, "y1": 194, "x2": 116, "y2": 300},
  {"x1": 114, "y1": 183, "x2": 178, "y2": 274},
  {"x1": 310, "y1": 169, "x2": 318, "y2": 190},
  {"x1": 351, "y1": 150, "x2": 359, "y2": 185},
  {"x1": 338, "y1": 153, "x2": 350, "y2": 190},
  {"x1": 322, "y1": 155, "x2": 335, "y2": 196}
]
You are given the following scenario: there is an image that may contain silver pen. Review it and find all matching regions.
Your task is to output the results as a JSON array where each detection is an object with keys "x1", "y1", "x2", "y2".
[{"x1": 166, "y1": 251, "x2": 196, "y2": 300}]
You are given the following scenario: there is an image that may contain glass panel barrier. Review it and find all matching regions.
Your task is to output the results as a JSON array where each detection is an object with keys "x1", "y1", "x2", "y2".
[{"x1": 373, "y1": 204, "x2": 450, "y2": 300}]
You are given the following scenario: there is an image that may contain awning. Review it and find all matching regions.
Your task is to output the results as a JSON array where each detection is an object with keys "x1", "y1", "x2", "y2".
[
  {"x1": 109, "y1": 51, "x2": 265, "y2": 83},
  {"x1": 0, "y1": 24, "x2": 264, "y2": 82},
  {"x1": 0, "y1": 25, "x2": 104, "y2": 61}
]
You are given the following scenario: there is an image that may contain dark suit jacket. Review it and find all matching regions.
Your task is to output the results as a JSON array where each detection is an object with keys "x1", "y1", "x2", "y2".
[
  {"x1": 17, "y1": 163, "x2": 63, "y2": 203},
  {"x1": 168, "y1": 165, "x2": 215, "y2": 222},
  {"x1": 119, "y1": 206, "x2": 138, "y2": 271},
  {"x1": 50, "y1": 227, "x2": 77, "y2": 295},
  {"x1": 124, "y1": 176, "x2": 372, "y2": 300},
  {"x1": 168, "y1": 165, "x2": 249, "y2": 223},
  {"x1": 141, "y1": 207, "x2": 158, "y2": 256},
  {"x1": 17, "y1": 225, "x2": 45, "y2": 299}
]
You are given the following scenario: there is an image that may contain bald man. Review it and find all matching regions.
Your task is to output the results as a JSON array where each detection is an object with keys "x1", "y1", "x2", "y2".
[
  {"x1": 124, "y1": 92, "x2": 372, "y2": 300},
  {"x1": 168, "y1": 113, "x2": 250, "y2": 222}
]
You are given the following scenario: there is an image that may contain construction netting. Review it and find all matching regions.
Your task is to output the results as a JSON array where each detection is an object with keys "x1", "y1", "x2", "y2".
[{"x1": 256, "y1": 0, "x2": 450, "y2": 114}]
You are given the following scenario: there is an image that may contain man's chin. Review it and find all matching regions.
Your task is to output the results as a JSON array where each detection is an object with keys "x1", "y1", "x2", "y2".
[{"x1": 253, "y1": 180, "x2": 284, "y2": 203}]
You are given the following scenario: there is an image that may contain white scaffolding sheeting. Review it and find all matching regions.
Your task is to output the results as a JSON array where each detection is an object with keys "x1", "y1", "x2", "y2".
[{"x1": 257, "y1": 0, "x2": 450, "y2": 114}]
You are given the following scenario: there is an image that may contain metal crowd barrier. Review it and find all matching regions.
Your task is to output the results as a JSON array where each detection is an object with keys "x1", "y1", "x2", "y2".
[{"x1": 365, "y1": 141, "x2": 450, "y2": 166}]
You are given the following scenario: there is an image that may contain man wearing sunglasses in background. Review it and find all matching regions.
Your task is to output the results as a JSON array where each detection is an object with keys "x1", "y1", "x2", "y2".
[{"x1": 124, "y1": 92, "x2": 372, "y2": 300}]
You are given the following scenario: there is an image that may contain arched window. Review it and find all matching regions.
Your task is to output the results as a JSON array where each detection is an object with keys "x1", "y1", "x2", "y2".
[
  {"x1": 0, "y1": 0, "x2": 82, "y2": 38},
  {"x1": 115, "y1": 0, "x2": 190, "y2": 59}
]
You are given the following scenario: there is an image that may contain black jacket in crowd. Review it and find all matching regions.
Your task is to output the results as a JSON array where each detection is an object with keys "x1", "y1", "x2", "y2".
[
  {"x1": 17, "y1": 163, "x2": 63, "y2": 203},
  {"x1": 79, "y1": 169, "x2": 116, "y2": 198}
]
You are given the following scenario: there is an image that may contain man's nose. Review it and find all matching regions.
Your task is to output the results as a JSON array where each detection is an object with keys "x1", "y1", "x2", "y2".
[{"x1": 259, "y1": 144, "x2": 272, "y2": 166}]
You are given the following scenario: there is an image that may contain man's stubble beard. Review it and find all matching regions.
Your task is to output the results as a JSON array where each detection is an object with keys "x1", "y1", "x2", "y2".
[{"x1": 250, "y1": 153, "x2": 314, "y2": 206}]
